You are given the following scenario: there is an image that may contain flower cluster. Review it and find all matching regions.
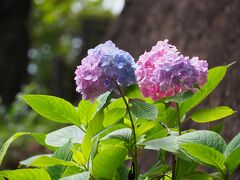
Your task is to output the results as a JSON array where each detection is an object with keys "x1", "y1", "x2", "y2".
[
  {"x1": 135, "y1": 40, "x2": 208, "y2": 101},
  {"x1": 75, "y1": 40, "x2": 136, "y2": 100}
]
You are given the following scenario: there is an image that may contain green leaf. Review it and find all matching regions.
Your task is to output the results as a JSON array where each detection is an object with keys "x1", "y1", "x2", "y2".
[
  {"x1": 107, "y1": 98, "x2": 126, "y2": 110},
  {"x1": 191, "y1": 106, "x2": 235, "y2": 123},
  {"x1": 184, "y1": 172, "x2": 213, "y2": 180},
  {"x1": 224, "y1": 133, "x2": 240, "y2": 157},
  {"x1": 136, "y1": 120, "x2": 157, "y2": 137},
  {"x1": 22, "y1": 95, "x2": 79, "y2": 125},
  {"x1": 78, "y1": 99, "x2": 98, "y2": 125},
  {"x1": 180, "y1": 143, "x2": 226, "y2": 171},
  {"x1": 20, "y1": 154, "x2": 52, "y2": 166},
  {"x1": 0, "y1": 132, "x2": 30, "y2": 166},
  {"x1": 163, "y1": 91, "x2": 194, "y2": 105},
  {"x1": 180, "y1": 66, "x2": 228, "y2": 117},
  {"x1": 72, "y1": 150, "x2": 86, "y2": 166},
  {"x1": 141, "y1": 165, "x2": 170, "y2": 178},
  {"x1": 177, "y1": 130, "x2": 226, "y2": 153},
  {"x1": 92, "y1": 146, "x2": 127, "y2": 179},
  {"x1": 101, "y1": 128, "x2": 132, "y2": 142},
  {"x1": 62, "y1": 166, "x2": 82, "y2": 178},
  {"x1": 175, "y1": 158, "x2": 198, "y2": 179},
  {"x1": 209, "y1": 122, "x2": 224, "y2": 134},
  {"x1": 47, "y1": 142, "x2": 73, "y2": 180},
  {"x1": 0, "y1": 169, "x2": 51, "y2": 180},
  {"x1": 103, "y1": 108, "x2": 125, "y2": 127},
  {"x1": 45, "y1": 125, "x2": 85, "y2": 147},
  {"x1": 143, "y1": 136, "x2": 178, "y2": 153},
  {"x1": 59, "y1": 172, "x2": 90, "y2": 180},
  {"x1": 124, "y1": 85, "x2": 142, "y2": 99},
  {"x1": 81, "y1": 111, "x2": 104, "y2": 161},
  {"x1": 130, "y1": 99, "x2": 158, "y2": 120},
  {"x1": 144, "y1": 130, "x2": 227, "y2": 155},
  {"x1": 97, "y1": 91, "x2": 111, "y2": 111},
  {"x1": 225, "y1": 147, "x2": 240, "y2": 173},
  {"x1": 31, "y1": 156, "x2": 78, "y2": 167},
  {"x1": 31, "y1": 133, "x2": 56, "y2": 151}
]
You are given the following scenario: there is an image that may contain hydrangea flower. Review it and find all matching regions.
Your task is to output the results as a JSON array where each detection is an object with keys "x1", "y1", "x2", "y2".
[
  {"x1": 135, "y1": 40, "x2": 208, "y2": 101},
  {"x1": 75, "y1": 40, "x2": 136, "y2": 100}
]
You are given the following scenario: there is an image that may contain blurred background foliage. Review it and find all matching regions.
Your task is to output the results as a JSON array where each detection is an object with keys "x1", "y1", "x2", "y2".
[{"x1": 0, "y1": 0, "x2": 124, "y2": 169}]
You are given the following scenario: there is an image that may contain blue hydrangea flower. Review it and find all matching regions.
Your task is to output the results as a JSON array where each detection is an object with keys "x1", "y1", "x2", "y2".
[{"x1": 75, "y1": 40, "x2": 136, "y2": 100}]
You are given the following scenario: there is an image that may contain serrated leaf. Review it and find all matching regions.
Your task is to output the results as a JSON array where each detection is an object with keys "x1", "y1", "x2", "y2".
[
  {"x1": 20, "y1": 154, "x2": 52, "y2": 166},
  {"x1": 130, "y1": 99, "x2": 158, "y2": 120},
  {"x1": 78, "y1": 99, "x2": 98, "y2": 125},
  {"x1": 0, "y1": 132, "x2": 30, "y2": 166},
  {"x1": 45, "y1": 125, "x2": 85, "y2": 147},
  {"x1": 31, "y1": 156, "x2": 78, "y2": 167},
  {"x1": 22, "y1": 95, "x2": 79, "y2": 125},
  {"x1": 92, "y1": 146, "x2": 127, "y2": 179},
  {"x1": 59, "y1": 171, "x2": 90, "y2": 180},
  {"x1": 224, "y1": 133, "x2": 240, "y2": 157},
  {"x1": 225, "y1": 147, "x2": 240, "y2": 173},
  {"x1": 180, "y1": 143, "x2": 226, "y2": 171},
  {"x1": 191, "y1": 106, "x2": 235, "y2": 123},
  {"x1": 0, "y1": 169, "x2": 51, "y2": 180},
  {"x1": 177, "y1": 130, "x2": 226, "y2": 153},
  {"x1": 180, "y1": 66, "x2": 228, "y2": 117}
]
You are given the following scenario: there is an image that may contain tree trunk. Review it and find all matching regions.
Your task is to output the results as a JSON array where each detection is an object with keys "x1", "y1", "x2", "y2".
[{"x1": 0, "y1": 0, "x2": 31, "y2": 105}]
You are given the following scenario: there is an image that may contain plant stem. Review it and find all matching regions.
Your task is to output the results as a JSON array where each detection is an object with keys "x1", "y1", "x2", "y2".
[
  {"x1": 174, "y1": 103, "x2": 181, "y2": 179},
  {"x1": 112, "y1": 80, "x2": 138, "y2": 179},
  {"x1": 176, "y1": 103, "x2": 181, "y2": 135}
]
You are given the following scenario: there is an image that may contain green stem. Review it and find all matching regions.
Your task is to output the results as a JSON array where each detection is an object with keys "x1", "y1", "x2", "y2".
[
  {"x1": 113, "y1": 80, "x2": 138, "y2": 179},
  {"x1": 174, "y1": 103, "x2": 181, "y2": 179}
]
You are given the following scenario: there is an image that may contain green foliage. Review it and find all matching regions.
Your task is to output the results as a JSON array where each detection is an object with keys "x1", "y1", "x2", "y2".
[
  {"x1": 225, "y1": 147, "x2": 240, "y2": 174},
  {"x1": 45, "y1": 125, "x2": 85, "y2": 147},
  {"x1": 78, "y1": 100, "x2": 98, "y2": 126},
  {"x1": 47, "y1": 142, "x2": 73, "y2": 180},
  {"x1": 129, "y1": 99, "x2": 158, "y2": 120},
  {"x1": 1, "y1": 64, "x2": 239, "y2": 179},
  {"x1": 92, "y1": 146, "x2": 127, "y2": 179},
  {"x1": 224, "y1": 132, "x2": 240, "y2": 156},
  {"x1": 22, "y1": 95, "x2": 79, "y2": 125},
  {"x1": 0, "y1": 132, "x2": 30, "y2": 166},
  {"x1": 0, "y1": 169, "x2": 51, "y2": 180},
  {"x1": 144, "y1": 130, "x2": 227, "y2": 153},
  {"x1": 59, "y1": 172, "x2": 90, "y2": 180},
  {"x1": 180, "y1": 143, "x2": 226, "y2": 171},
  {"x1": 31, "y1": 156, "x2": 78, "y2": 167},
  {"x1": 191, "y1": 106, "x2": 235, "y2": 123}
]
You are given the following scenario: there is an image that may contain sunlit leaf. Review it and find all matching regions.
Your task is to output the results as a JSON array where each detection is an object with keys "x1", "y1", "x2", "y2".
[{"x1": 22, "y1": 95, "x2": 79, "y2": 125}]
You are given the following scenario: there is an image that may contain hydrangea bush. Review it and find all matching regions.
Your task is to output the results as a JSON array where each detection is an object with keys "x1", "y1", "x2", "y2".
[{"x1": 0, "y1": 40, "x2": 239, "y2": 180}]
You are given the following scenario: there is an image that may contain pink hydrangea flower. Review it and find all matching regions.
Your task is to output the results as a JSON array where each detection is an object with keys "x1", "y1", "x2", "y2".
[{"x1": 135, "y1": 40, "x2": 208, "y2": 101}]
